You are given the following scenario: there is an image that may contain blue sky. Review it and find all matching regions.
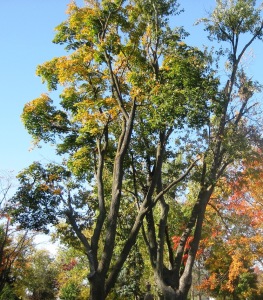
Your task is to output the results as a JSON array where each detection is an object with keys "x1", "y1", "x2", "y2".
[
  {"x1": 0, "y1": 0, "x2": 262, "y2": 176},
  {"x1": 0, "y1": 0, "x2": 75, "y2": 173}
]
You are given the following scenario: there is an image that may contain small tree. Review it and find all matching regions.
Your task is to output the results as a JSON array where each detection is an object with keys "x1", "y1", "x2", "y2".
[
  {"x1": 0, "y1": 172, "x2": 32, "y2": 297},
  {"x1": 19, "y1": 250, "x2": 58, "y2": 300},
  {"x1": 194, "y1": 156, "x2": 263, "y2": 299},
  {"x1": 56, "y1": 246, "x2": 89, "y2": 300}
]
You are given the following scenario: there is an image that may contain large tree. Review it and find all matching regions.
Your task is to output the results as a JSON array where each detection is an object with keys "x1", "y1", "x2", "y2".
[
  {"x1": 161, "y1": 0, "x2": 263, "y2": 298},
  {"x1": 10, "y1": 0, "x2": 263, "y2": 299}
]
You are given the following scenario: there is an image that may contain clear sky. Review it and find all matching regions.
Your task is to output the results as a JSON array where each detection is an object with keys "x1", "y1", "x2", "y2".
[{"x1": 0, "y1": 0, "x2": 262, "y2": 176}]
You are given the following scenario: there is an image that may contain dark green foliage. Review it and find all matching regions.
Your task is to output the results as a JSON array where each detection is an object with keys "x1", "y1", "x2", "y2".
[{"x1": 10, "y1": 162, "x2": 94, "y2": 233}]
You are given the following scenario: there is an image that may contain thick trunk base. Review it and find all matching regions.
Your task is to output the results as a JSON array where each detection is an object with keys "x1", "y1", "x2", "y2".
[{"x1": 89, "y1": 274, "x2": 105, "y2": 300}]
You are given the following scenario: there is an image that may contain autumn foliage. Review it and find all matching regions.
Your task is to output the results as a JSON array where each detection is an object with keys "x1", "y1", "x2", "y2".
[
  {"x1": 7, "y1": 0, "x2": 263, "y2": 299},
  {"x1": 193, "y1": 155, "x2": 263, "y2": 298}
]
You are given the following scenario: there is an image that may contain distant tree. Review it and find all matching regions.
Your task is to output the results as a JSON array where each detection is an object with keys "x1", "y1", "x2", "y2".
[
  {"x1": 191, "y1": 157, "x2": 263, "y2": 299},
  {"x1": 56, "y1": 247, "x2": 89, "y2": 300},
  {"x1": 0, "y1": 172, "x2": 32, "y2": 297},
  {"x1": 18, "y1": 250, "x2": 58, "y2": 300},
  {"x1": 0, "y1": 219, "x2": 30, "y2": 294}
]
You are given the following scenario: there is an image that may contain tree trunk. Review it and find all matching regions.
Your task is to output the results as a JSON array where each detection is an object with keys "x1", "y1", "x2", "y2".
[
  {"x1": 155, "y1": 275, "x2": 189, "y2": 300},
  {"x1": 89, "y1": 273, "x2": 105, "y2": 300},
  {"x1": 159, "y1": 290, "x2": 187, "y2": 300}
]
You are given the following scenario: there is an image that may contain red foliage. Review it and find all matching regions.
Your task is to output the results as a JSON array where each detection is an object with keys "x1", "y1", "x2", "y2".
[{"x1": 62, "y1": 258, "x2": 77, "y2": 271}]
